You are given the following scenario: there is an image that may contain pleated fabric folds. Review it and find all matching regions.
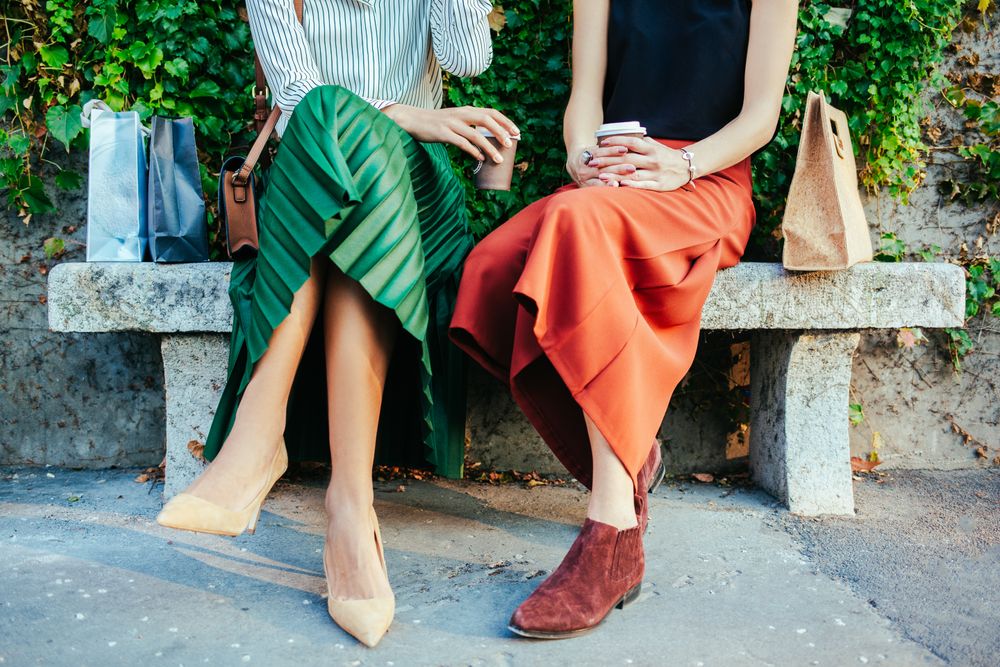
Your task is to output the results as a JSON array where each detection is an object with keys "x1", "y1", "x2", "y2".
[
  {"x1": 450, "y1": 140, "x2": 755, "y2": 489},
  {"x1": 205, "y1": 85, "x2": 474, "y2": 478}
]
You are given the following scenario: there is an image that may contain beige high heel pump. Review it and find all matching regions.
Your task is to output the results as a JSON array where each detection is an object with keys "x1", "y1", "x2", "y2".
[
  {"x1": 324, "y1": 507, "x2": 395, "y2": 648},
  {"x1": 156, "y1": 441, "x2": 288, "y2": 537}
]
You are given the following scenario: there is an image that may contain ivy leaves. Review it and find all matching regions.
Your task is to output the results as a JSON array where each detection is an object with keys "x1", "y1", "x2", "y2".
[
  {"x1": 2, "y1": 0, "x2": 252, "y2": 219},
  {"x1": 45, "y1": 105, "x2": 83, "y2": 150}
]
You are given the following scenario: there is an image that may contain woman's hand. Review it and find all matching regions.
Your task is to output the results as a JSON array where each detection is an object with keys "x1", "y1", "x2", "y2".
[
  {"x1": 383, "y1": 104, "x2": 519, "y2": 164},
  {"x1": 565, "y1": 144, "x2": 605, "y2": 187},
  {"x1": 590, "y1": 136, "x2": 691, "y2": 191}
]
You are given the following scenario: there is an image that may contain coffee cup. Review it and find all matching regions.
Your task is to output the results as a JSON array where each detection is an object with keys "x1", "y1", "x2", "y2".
[
  {"x1": 473, "y1": 128, "x2": 519, "y2": 191},
  {"x1": 595, "y1": 121, "x2": 647, "y2": 141}
]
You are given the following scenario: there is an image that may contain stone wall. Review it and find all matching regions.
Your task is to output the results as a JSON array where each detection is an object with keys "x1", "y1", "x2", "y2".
[{"x1": 0, "y1": 157, "x2": 165, "y2": 467}]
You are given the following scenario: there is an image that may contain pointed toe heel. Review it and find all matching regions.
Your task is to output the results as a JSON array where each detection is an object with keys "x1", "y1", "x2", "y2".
[
  {"x1": 323, "y1": 508, "x2": 395, "y2": 648},
  {"x1": 156, "y1": 441, "x2": 287, "y2": 537}
]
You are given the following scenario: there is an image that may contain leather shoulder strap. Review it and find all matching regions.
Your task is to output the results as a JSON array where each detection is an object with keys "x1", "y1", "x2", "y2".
[{"x1": 234, "y1": 107, "x2": 281, "y2": 186}]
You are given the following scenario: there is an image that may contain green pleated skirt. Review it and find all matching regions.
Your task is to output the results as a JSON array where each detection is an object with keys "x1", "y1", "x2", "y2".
[{"x1": 204, "y1": 85, "x2": 474, "y2": 478}]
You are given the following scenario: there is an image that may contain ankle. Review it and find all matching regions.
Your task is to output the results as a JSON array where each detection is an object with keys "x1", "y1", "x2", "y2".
[
  {"x1": 586, "y1": 493, "x2": 639, "y2": 531},
  {"x1": 586, "y1": 508, "x2": 639, "y2": 531},
  {"x1": 325, "y1": 487, "x2": 374, "y2": 520}
]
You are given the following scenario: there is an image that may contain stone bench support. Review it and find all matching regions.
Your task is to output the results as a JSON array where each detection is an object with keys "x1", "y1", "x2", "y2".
[
  {"x1": 750, "y1": 332, "x2": 860, "y2": 516},
  {"x1": 161, "y1": 334, "x2": 227, "y2": 496},
  {"x1": 48, "y1": 261, "x2": 965, "y2": 514}
]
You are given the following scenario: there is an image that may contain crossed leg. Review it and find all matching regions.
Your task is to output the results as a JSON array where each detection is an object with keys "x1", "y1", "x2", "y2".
[{"x1": 185, "y1": 256, "x2": 395, "y2": 601}]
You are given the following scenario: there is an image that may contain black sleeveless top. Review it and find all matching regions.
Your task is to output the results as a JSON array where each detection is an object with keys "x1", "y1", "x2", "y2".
[{"x1": 603, "y1": 0, "x2": 752, "y2": 141}]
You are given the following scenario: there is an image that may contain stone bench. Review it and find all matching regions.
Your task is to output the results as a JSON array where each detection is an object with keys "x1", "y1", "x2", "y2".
[{"x1": 47, "y1": 261, "x2": 965, "y2": 515}]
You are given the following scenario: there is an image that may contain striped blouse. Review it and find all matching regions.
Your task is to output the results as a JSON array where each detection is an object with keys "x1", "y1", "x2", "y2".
[{"x1": 246, "y1": 0, "x2": 495, "y2": 135}]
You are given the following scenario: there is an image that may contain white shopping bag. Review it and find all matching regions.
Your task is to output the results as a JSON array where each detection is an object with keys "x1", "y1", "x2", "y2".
[{"x1": 83, "y1": 100, "x2": 150, "y2": 261}]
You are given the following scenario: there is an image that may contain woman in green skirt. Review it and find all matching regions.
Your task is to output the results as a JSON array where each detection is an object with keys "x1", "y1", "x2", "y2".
[{"x1": 155, "y1": 0, "x2": 517, "y2": 648}]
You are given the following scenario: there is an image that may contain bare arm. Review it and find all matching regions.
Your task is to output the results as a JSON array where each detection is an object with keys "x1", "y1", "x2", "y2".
[
  {"x1": 563, "y1": 0, "x2": 609, "y2": 186},
  {"x1": 686, "y1": 0, "x2": 800, "y2": 175},
  {"x1": 596, "y1": 0, "x2": 799, "y2": 190}
]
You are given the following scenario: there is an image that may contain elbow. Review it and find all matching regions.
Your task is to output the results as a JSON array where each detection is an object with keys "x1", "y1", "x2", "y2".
[
  {"x1": 755, "y1": 113, "x2": 780, "y2": 151},
  {"x1": 744, "y1": 101, "x2": 783, "y2": 152},
  {"x1": 442, "y1": 49, "x2": 493, "y2": 78}
]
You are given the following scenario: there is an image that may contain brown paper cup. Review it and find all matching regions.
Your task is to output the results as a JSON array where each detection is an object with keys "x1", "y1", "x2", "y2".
[{"x1": 474, "y1": 135, "x2": 518, "y2": 191}]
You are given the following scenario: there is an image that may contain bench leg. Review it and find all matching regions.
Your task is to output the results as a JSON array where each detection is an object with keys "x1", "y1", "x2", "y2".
[
  {"x1": 161, "y1": 334, "x2": 230, "y2": 498},
  {"x1": 749, "y1": 332, "x2": 860, "y2": 516}
]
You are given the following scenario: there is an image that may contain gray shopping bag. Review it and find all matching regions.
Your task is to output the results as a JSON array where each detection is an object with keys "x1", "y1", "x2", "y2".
[
  {"x1": 84, "y1": 101, "x2": 149, "y2": 261},
  {"x1": 147, "y1": 116, "x2": 209, "y2": 263}
]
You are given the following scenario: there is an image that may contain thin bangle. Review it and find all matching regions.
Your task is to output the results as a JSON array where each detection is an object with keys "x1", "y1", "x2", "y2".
[{"x1": 679, "y1": 148, "x2": 696, "y2": 188}]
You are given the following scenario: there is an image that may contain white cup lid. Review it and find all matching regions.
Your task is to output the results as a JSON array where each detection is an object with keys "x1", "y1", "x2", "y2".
[
  {"x1": 595, "y1": 121, "x2": 646, "y2": 138},
  {"x1": 477, "y1": 127, "x2": 521, "y2": 140}
]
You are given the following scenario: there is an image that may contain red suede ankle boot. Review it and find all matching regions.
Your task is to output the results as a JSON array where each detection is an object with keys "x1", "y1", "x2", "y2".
[
  {"x1": 508, "y1": 519, "x2": 644, "y2": 639},
  {"x1": 635, "y1": 439, "x2": 665, "y2": 533}
]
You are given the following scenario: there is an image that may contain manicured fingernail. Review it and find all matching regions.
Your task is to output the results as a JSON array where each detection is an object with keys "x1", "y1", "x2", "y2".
[
  {"x1": 494, "y1": 156, "x2": 503, "y2": 163},
  {"x1": 504, "y1": 139, "x2": 512, "y2": 147}
]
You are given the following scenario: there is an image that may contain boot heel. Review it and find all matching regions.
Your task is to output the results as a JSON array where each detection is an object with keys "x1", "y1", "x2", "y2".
[
  {"x1": 616, "y1": 583, "x2": 641, "y2": 609},
  {"x1": 648, "y1": 460, "x2": 666, "y2": 493}
]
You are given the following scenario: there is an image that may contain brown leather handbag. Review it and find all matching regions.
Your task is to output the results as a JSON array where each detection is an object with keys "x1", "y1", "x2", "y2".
[
  {"x1": 781, "y1": 91, "x2": 874, "y2": 271},
  {"x1": 220, "y1": 0, "x2": 303, "y2": 259}
]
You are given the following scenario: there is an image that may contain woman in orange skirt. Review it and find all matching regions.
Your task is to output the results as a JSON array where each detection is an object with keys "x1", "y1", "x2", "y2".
[{"x1": 451, "y1": 0, "x2": 799, "y2": 638}]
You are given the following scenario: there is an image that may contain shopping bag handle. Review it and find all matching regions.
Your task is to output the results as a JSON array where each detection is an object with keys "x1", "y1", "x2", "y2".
[{"x1": 80, "y1": 99, "x2": 152, "y2": 137}]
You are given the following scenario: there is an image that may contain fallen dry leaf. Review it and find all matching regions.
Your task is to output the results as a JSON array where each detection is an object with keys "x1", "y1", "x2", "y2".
[
  {"x1": 488, "y1": 5, "x2": 507, "y2": 31},
  {"x1": 691, "y1": 473, "x2": 714, "y2": 483},
  {"x1": 851, "y1": 456, "x2": 883, "y2": 472},
  {"x1": 896, "y1": 327, "x2": 927, "y2": 349},
  {"x1": 975, "y1": 446, "x2": 987, "y2": 459},
  {"x1": 187, "y1": 440, "x2": 205, "y2": 460},
  {"x1": 134, "y1": 473, "x2": 149, "y2": 483}
]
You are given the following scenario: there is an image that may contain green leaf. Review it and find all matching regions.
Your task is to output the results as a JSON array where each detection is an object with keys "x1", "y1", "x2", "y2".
[
  {"x1": 45, "y1": 105, "x2": 83, "y2": 150},
  {"x1": 39, "y1": 45, "x2": 70, "y2": 69},
  {"x1": 43, "y1": 237, "x2": 65, "y2": 259},
  {"x1": 21, "y1": 176, "x2": 56, "y2": 214},
  {"x1": 88, "y1": 10, "x2": 118, "y2": 44},
  {"x1": 189, "y1": 80, "x2": 222, "y2": 98},
  {"x1": 135, "y1": 46, "x2": 165, "y2": 78},
  {"x1": 6, "y1": 133, "x2": 30, "y2": 154},
  {"x1": 163, "y1": 58, "x2": 190, "y2": 80},
  {"x1": 54, "y1": 170, "x2": 83, "y2": 191},
  {"x1": 849, "y1": 403, "x2": 864, "y2": 427}
]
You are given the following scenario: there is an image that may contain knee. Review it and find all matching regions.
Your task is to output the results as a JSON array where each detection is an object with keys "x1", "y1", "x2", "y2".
[
  {"x1": 464, "y1": 233, "x2": 521, "y2": 292},
  {"x1": 543, "y1": 188, "x2": 619, "y2": 239}
]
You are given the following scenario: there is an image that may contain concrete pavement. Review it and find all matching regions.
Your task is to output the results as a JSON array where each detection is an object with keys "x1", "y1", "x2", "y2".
[{"x1": 1, "y1": 466, "x2": 995, "y2": 666}]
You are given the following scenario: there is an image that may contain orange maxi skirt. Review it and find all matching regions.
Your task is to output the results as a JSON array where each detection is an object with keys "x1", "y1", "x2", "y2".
[{"x1": 449, "y1": 140, "x2": 755, "y2": 489}]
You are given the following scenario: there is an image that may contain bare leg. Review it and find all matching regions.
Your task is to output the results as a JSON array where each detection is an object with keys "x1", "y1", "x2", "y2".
[
  {"x1": 322, "y1": 266, "x2": 397, "y2": 601},
  {"x1": 183, "y1": 257, "x2": 327, "y2": 510},
  {"x1": 585, "y1": 414, "x2": 639, "y2": 530}
]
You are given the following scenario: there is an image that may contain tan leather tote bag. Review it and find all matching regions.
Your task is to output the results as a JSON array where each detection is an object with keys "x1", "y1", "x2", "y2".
[{"x1": 781, "y1": 91, "x2": 873, "y2": 271}]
